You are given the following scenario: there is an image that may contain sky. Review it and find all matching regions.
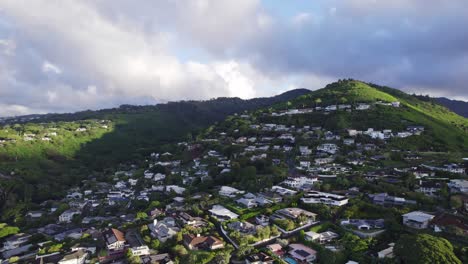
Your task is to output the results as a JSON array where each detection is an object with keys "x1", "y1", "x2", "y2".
[{"x1": 0, "y1": 0, "x2": 467, "y2": 116}]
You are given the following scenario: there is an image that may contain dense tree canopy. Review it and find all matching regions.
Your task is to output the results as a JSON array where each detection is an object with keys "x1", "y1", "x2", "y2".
[{"x1": 394, "y1": 234, "x2": 461, "y2": 264}]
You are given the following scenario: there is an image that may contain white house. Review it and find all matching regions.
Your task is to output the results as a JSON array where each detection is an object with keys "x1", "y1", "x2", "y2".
[
  {"x1": 166, "y1": 185, "x2": 186, "y2": 194},
  {"x1": 448, "y1": 179, "x2": 468, "y2": 194},
  {"x1": 378, "y1": 243, "x2": 395, "y2": 259},
  {"x1": 209, "y1": 205, "x2": 238, "y2": 221},
  {"x1": 301, "y1": 191, "x2": 348, "y2": 206},
  {"x1": 3, "y1": 233, "x2": 31, "y2": 250},
  {"x1": 59, "y1": 209, "x2": 81, "y2": 223},
  {"x1": 356, "y1": 104, "x2": 370, "y2": 110},
  {"x1": 305, "y1": 231, "x2": 339, "y2": 244},
  {"x1": 219, "y1": 186, "x2": 244, "y2": 197},
  {"x1": 104, "y1": 228, "x2": 126, "y2": 251},
  {"x1": 282, "y1": 176, "x2": 318, "y2": 189},
  {"x1": 402, "y1": 211, "x2": 435, "y2": 229},
  {"x1": 58, "y1": 250, "x2": 88, "y2": 264},
  {"x1": 317, "y1": 143, "x2": 339, "y2": 154},
  {"x1": 131, "y1": 246, "x2": 150, "y2": 256}
]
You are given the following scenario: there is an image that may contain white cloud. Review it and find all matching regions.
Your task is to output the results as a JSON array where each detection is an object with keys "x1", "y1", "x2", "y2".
[{"x1": 42, "y1": 61, "x2": 62, "y2": 74}]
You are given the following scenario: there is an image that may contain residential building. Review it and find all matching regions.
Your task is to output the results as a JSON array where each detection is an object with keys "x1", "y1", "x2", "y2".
[
  {"x1": 317, "y1": 143, "x2": 339, "y2": 154},
  {"x1": 3, "y1": 233, "x2": 31, "y2": 250},
  {"x1": 183, "y1": 234, "x2": 224, "y2": 250},
  {"x1": 448, "y1": 179, "x2": 468, "y2": 194},
  {"x1": 59, "y1": 209, "x2": 81, "y2": 223},
  {"x1": 301, "y1": 191, "x2": 349, "y2": 206},
  {"x1": 209, "y1": 205, "x2": 238, "y2": 221},
  {"x1": 304, "y1": 231, "x2": 339, "y2": 244},
  {"x1": 402, "y1": 211, "x2": 435, "y2": 229},
  {"x1": 131, "y1": 246, "x2": 150, "y2": 256},
  {"x1": 58, "y1": 250, "x2": 88, "y2": 264},
  {"x1": 103, "y1": 228, "x2": 126, "y2": 251},
  {"x1": 288, "y1": 243, "x2": 317, "y2": 262},
  {"x1": 149, "y1": 217, "x2": 179, "y2": 242}
]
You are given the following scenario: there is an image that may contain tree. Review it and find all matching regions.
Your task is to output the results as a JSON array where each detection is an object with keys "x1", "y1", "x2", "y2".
[
  {"x1": 0, "y1": 223, "x2": 19, "y2": 239},
  {"x1": 394, "y1": 234, "x2": 461, "y2": 264},
  {"x1": 450, "y1": 196, "x2": 463, "y2": 209},
  {"x1": 136, "y1": 211, "x2": 148, "y2": 220}
]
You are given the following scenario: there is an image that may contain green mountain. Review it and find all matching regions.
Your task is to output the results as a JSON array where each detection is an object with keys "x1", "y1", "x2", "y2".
[{"x1": 268, "y1": 80, "x2": 467, "y2": 153}]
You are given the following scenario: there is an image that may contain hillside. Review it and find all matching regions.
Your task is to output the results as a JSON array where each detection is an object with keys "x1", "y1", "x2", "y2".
[
  {"x1": 0, "y1": 89, "x2": 311, "y2": 208},
  {"x1": 1, "y1": 80, "x2": 467, "y2": 213},
  {"x1": 267, "y1": 80, "x2": 467, "y2": 153}
]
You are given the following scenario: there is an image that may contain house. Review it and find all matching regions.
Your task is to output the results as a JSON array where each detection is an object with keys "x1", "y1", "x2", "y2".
[
  {"x1": 288, "y1": 243, "x2": 317, "y2": 262},
  {"x1": 305, "y1": 231, "x2": 339, "y2": 244},
  {"x1": 245, "y1": 252, "x2": 274, "y2": 264},
  {"x1": 271, "y1": 186, "x2": 297, "y2": 196},
  {"x1": 219, "y1": 186, "x2": 244, "y2": 197},
  {"x1": 416, "y1": 181, "x2": 442, "y2": 196},
  {"x1": 317, "y1": 143, "x2": 339, "y2": 154},
  {"x1": 369, "y1": 193, "x2": 415, "y2": 206},
  {"x1": 301, "y1": 191, "x2": 349, "y2": 206},
  {"x1": 58, "y1": 249, "x2": 88, "y2": 264},
  {"x1": 3, "y1": 233, "x2": 31, "y2": 250},
  {"x1": 282, "y1": 176, "x2": 318, "y2": 189},
  {"x1": 340, "y1": 219, "x2": 385, "y2": 230},
  {"x1": 209, "y1": 205, "x2": 238, "y2": 221},
  {"x1": 236, "y1": 198, "x2": 258, "y2": 208},
  {"x1": 299, "y1": 146, "x2": 312, "y2": 156},
  {"x1": 27, "y1": 211, "x2": 44, "y2": 219},
  {"x1": 448, "y1": 179, "x2": 468, "y2": 194},
  {"x1": 378, "y1": 243, "x2": 395, "y2": 259},
  {"x1": 228, "y1": 221, "x2": 257, "y2": 234},
  {"x1": 266, "y1": 244, "x2": 283, "y2": 256},
  {"x1": 59, "y1": 209, "x2": 81, "y2": 223},
  {"x1": 178, "y1": 212, "x2": 207, "y2": 228},
  {"x1": 149, "y1": 217, "x2": 179, "y2": 242},
  {"x1": 275, "y1": 208, "x2": 317, "y2": 222},
  {"x1": 402, "y1": 211, "x2": 435, "y2": 229},
  {"x1": 255, "y1": 215, "x2": 270, "y2": 226},
  {"x1": 343, "y1": 138, "x2": 355, "y2": 145},
  {"x1": 183, "y1": 234, "x2": 224, "y2": 250},
  {"x1": 131, "y1": 246, "x2": 150, "y2": 256},
  {"x1": 356, "y1": 103, "x2": 370, "y2": 110},
  {"x1": 141, "y1": 253, "x2": 174, "y2": 264},
  {"x1": 103, "y1": 228, "x2": 126, "y2": 251}
]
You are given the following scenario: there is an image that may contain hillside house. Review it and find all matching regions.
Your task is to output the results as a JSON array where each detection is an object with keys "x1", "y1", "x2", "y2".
[
  {"x1": 58, "y1": 250, "x2": 88, "y2": 264},
  {"x1": 183, "y1": 234, "x2": 224, "y2": 250},
  {"x1": 149, "y1": 217, "x2": 179, "y2": 242},
  {"x1": 209, "y1": 205, "x2": 238, "y2": 221},
  {"x1": 305, "y1": 231, "x2": 339, "y2": 244},
  {"x1": 317, "y1": 143, "x2": 339, "y2": 154},
  {"x1": 288, "y1": 244, "x2": 317, "y2": 262},
  {"x1": 103, "y1": 228, "x2": 126, "y2": 251},
  {"x1": 448, "y1": 179, "x2": 468, "y2": 194},
  {"x1": 402, "y1": 211, "x2": 435, "y2": 229},
  {"x1": 301, "y1": 191, "x2": 349, "y2": 206},
  {"x1": 59, "y1": 209, "x2": 81, "y2": 223}
]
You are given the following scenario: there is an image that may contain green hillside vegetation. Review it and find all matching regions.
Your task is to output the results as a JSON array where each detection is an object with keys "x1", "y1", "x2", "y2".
[
  {"x1": 267, "y1": 79, "x2": 467, "y2": 153},
  {"x1": 0, "y1": 90, "x2": 311, "y2": 213}
]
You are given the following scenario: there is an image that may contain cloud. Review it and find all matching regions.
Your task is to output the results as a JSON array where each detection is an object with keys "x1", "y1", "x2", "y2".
[
  {"x1": 0, "y1": 0, "x2": 467, "y2": 116},
  {"x1": 42, "y1": 61, "x2": 62, "y2": 74}
]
